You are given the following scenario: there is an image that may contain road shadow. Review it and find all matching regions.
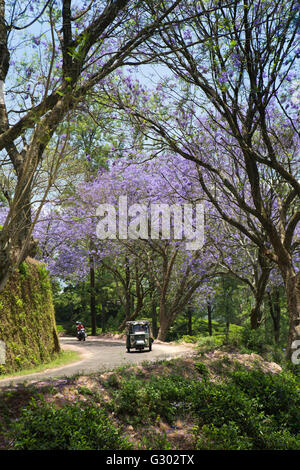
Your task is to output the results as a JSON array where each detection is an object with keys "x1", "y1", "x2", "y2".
[
  {"x1": 61, "y1": 338, "x2": 125, "y2": 348},
  {"x1": 127, "y1": 350, "x2": 152, "y2": 354}
]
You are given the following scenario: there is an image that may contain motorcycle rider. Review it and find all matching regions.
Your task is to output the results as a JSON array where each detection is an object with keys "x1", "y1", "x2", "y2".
[
  {"x1": 76, "y1": 321, "x2": 86, "y2": 340},
  {"x1": 76, "y1": 321, "x2": 84, "y2": 332}
]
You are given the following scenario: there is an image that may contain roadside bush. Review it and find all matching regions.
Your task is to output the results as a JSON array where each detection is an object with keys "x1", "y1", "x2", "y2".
[
  {"x1": 106, "y1": 361, "x2": 300, "y2": 449},
  {"x1": 181, "y1": 334, "x2": 200, "y2": 343},
  {"x1": 195, "y1": 420, "x2": 300, "y2": 450},
  {"x1": 10, "y1": 399, "x2": 132, "y2": 450},
  {"x1": 194, "y1": 361, "x2": 210, "y2": 379},
  {"x1": 111, "y1": 375, "x2": 196, "y2": 424},
  {"x1": 56, "y1": 325, "x2": 66, "y2": 336},
  {"x1": 223, "y1": 325, "x2": 244, "y2": 348},
  {"x1": 196, "y1": 422, "x2": 252, "y2": 450},
  {"x1": 191, "y1": 367, "x2": 300, "y2": 450},
  {"x1": 229, "y1": 368, "x2": 300, "y2": 434},
  {"x1": 197, "y1": 336, "x2": 221, "y2": 352},
  {"x1": 240, "y1": 326, "x2": 268, "y2": 354}
]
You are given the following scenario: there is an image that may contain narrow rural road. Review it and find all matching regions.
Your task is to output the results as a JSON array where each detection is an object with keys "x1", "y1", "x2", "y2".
[{"x1": 0, "y1": 336, "x2": 196, "y2": 388}]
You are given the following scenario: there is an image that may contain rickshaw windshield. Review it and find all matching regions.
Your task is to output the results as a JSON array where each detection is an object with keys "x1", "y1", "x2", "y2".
[{"x1": 132, "y1": 324, "x2": 149, "y2": 334}]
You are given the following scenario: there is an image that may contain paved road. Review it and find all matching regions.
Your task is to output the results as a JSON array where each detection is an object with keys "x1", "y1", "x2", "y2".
[{"x1": 0, "y1": 336, "x2": 196, "y2": 388}]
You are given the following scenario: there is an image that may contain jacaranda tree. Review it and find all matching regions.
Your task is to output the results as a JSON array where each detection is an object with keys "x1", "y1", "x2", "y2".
[
  {"x1": 0, "y1": 0, "x2": 202, "y2": 291},
  {"x1": 107, "y1": 0, "x2": 299, "y2": 358}
]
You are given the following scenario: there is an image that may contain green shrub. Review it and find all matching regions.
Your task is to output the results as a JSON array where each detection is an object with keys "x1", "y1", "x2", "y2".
[
  {"x1": 111, "y1": 375, "x2": 195, "y2": 424},
  {"x1": 181, "y1": 334, "x2": 200, "y2": 343},
  {"x1": 190, "y1": 367, "x2": 300, "y2": 450},
  {"x1": 18, "y1": 262, "x2": 28, "y2": 279},
  {"x1": 229, "y1": 368, "x2": 300, "y2": 434},
  {"x1": 196, "y1": 420, "x2": 300, "y2": 450},
  {"x1": 106, "y1": 361, "x2": 300, "y2": 449},
  {"x1": 197, "y1": 336, "x2": 221, "y2": 352},
  {"x1": 10, "y1": 399, "x2": 132, "y2": 450},
  {"x1": 194, "y1": 361, "x2": 210, "y2": 379},
  {"x1": 56, "y1": 325, "x2": 65, "y2": 335},
  {"x1": 224, "y1": 325, "x2": 244, "y2": 348},
  {"x1": 240, "y1": 326, "x2": 267, "y2": 354},
  {"x1": 196, "y1": 422, "x2": 252, "y2": 450},
  {"x1": 106, "y1": 373, "x2": 121, "y2": 389}
]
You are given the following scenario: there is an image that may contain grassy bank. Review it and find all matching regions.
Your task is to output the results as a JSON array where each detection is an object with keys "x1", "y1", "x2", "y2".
[{"x1": 0, "y1": 350, "x2": 80, "y2": 381}]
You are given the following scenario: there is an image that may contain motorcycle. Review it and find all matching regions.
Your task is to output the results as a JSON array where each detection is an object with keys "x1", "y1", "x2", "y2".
[{"x1": 77, "y1": 328, "x2": 87, "y2": 341}]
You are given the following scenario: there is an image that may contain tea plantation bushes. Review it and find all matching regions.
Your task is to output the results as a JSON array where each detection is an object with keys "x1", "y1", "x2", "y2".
[
  {"x1": 10, "y1": 400, "x2": 132, "y2": 450},
  {"x1": 107, "y1": 363, "x2": 300, "y2": 450},
  {"x1": 4, "y1": 357, "x2": 300, "y2": 450},
  {"x1": 109, "y1": 374, "x2": 193, "y2": 424},
  {"x1": 229, "y1": 368, "x2": 300, "y2": 434}
]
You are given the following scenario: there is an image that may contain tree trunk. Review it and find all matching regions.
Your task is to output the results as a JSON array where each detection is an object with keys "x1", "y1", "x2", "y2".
[
  {"x1": 152, "y1": 303, "x2": 158, "y2": 338},
  {"x1": 250, "y1": 264, "x2": 271, "y2": 329},
  {"x1": 101, "y1": 304, "x2": 106, "y2": 333},
  {"x1": 0, "y1": 151, "x2": 38, "y2": 291},
  {"x1": 118, "y1": 300, "x2": 143, "y2": 332},
  {"x1": 150, "y1": 285, "x2": 158, "y2": 338},
  {"x1": 90, "y1": 255, "x2": 97, "y2": 336},
  {"x1": 207, "y1": 301, "x2": 213, "y2": 336},
  {"x1": 226, "y1": 320, "x2": 230, "y2": 340},
  {"x1": 187, "y1": 305, "x2": 192, "y2": 335},
  {"x1": 157, "y1": 314, "x2": 172, "y2": 342},
  {"x1": 118, "y1": 260, "x2": 145, "y2": 332},
  {"x1": 267, "y1": 289, "x2": 281, "y2": 344},
  {"x1": 250, "y1": 305, "x2": 262, "y2": 330},
  {"x1": 284, "y1": 269, "x2": 300, "y2": 360}
]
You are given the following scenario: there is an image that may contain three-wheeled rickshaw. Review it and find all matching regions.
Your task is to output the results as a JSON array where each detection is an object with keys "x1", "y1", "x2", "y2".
[{"x1": 126, "y1": 320, "x2": 153, "y2": 352}]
